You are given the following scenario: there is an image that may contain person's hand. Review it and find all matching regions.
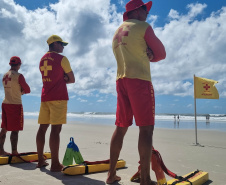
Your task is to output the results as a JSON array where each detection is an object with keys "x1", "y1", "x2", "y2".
[
  {"x1": 147, "y1": 47, "x2": 154, "y2": 60},
  {"x1": 21, "y1": 89, "x2": 25, "y2": 95},
  {"x1": 64, "y1": 74, "x2": 69, "y2": 82}
]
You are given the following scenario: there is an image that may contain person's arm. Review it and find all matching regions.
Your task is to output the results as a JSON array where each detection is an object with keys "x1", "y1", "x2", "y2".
[
  {"x1": 18, "y1": 74, "x2": 31, "y2": 94},
  {"x1": 61, "y1": 57, "x2": 75, "y2": 84},
  {"x1": 64, "y1": 71, "x2": 75, "y2": 84},
  {"x1": 144, "y1": 26, "x2": 166, "y2": 62}
]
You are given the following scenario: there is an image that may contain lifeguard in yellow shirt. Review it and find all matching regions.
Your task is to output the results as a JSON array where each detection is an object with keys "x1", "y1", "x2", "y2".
[
  {"x1": 107, "y1": 0, "x2": 166, "y2": 185},
  {"x1": 0, "y1": 56, "x2": 30, "y2": 156}
]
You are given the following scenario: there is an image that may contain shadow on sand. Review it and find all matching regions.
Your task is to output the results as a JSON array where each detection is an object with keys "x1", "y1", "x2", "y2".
[{"x1": 9, "y1": 162, "x2": 126, "y2": 185}]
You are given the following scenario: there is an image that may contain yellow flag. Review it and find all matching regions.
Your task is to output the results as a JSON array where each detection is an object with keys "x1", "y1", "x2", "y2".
[{"x1": 194, "y1": 76, "x2": 219, "y2": 99}]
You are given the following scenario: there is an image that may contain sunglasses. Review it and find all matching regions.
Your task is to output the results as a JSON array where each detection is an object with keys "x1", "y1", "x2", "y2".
[
  {"x1": 57, "y1": 41, "x2": 64, "y2": 46},
  {"x1": 141, "y1": 5, "x2": 147, "y2": 12}
]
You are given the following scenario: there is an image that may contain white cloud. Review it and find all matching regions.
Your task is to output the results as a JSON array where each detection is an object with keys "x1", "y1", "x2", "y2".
[
  {"x1": 168, "y1": 9, "x2": 180, "y2": 19},
  {"x1": 77, "y1": 98, "x2": 87, "y2": 102},
  {"x1": 117, "y1": 0, "x2": 125, "y2": 7},
  {"x1": 186, "y1": 3, "x2": 207, "y2": 18},
  {"x1": 147, "y1": 15, "x2": 158, "y2": 27},
  {"x1": 0, "y1": 1, "x2": 225, "y2": 102},
  {"x1": 152, "y1": 3, "x2": 226, "y2": 98},
  {"x1": 187, "y1": 104, "x2": 192, "y2": 108},
  {"x1": 69, "y1": 95, "x2": 76, "y2": 99},
  {"x1": 97, "y1": 99, "x2": 105, "y2": 103},
  {"x1": 0, "y1": 0, "x2": 121, "y2": 98},
  {"x1": 156, "y1": 104, "x2": 162, "y2": 107},
  {"x1": 213, "y1": 106, "x2": 221, "y2": 109}
]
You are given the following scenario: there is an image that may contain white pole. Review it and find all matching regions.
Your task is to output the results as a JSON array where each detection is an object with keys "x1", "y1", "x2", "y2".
[
  {"x1": 194, "y1": 96, "x2": 198, "y2": 145},
  {"x1": 194, "y1": 75, "x2": 198, "y2": 145}
]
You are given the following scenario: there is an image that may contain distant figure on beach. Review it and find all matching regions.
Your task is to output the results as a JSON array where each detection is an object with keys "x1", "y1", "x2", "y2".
[
  {"x1": 206, "y1": 114, "x2": 210, "y2": 123},
  {"x1": 0, "y1": 56, "x2": 30, "y2": 156},
  {"x1": 177, "y1": 115, "x2": 180, "y2": 125},
  {"x1": 107, "y1": 0, "x2": 166, "y2": 184},
  {"x1": 174, "y1": 115, "x2": 176, "y2": 128},
  {"x1": 36, "y1": 35, "x2": 75, "y2": 172}
]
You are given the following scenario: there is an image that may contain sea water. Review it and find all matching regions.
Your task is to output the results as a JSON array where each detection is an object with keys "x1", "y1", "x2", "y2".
[{"x1": 22, "y1": 112, "x2": 226, "y2": 132}]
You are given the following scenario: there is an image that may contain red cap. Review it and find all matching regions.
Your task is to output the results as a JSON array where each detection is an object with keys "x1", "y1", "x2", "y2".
[
  {"x1": 123, "y1": 0, "x2": 152, "y2": 21},
  {"x1": 9, "y1": 56, "x2": 22, "y2": 65}
]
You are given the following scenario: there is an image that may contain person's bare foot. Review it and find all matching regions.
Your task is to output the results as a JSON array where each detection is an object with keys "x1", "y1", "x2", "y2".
[
  {"x1": 50, "y1": 163, "x2": 64, "y2": 172},
  {"x1": 0, "y1": 150, "x2": 11, "y2": 156},
  {"x1": 106, "y1": 174, "x2": 121, "y2": 184},
  {"x1": 36, "y1": 160, "x2": 49, "y2": 168}
]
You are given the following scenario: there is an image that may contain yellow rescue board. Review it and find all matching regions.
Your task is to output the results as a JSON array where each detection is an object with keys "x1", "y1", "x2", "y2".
[
  {"x1": 62, "y1": 159, "x2": 126, "y2": 175},
  {"x1": 0, "y1": 152, "x2": 51, "y2": 165},
  {"x1": 167, "y1": 171, "x2": 209, "y2": 185}
]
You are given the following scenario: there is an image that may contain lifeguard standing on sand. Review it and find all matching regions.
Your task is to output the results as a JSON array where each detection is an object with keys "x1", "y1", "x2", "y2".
[
  {"x1": 0, "y1": 56, "x2": 30, "y2": 156},
  {"x1": 36, "y1": 35, "x2": 75, "y2": 172},
  {"x1": 107, "y1": 0, "x2": 166, "y2": 185}
]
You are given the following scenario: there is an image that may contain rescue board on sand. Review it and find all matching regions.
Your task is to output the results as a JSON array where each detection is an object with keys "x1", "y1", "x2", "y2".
[
  {"x1": 167, "y1": 171, "x2": 209, "y2": 185},
  {"x1": 62, "y1": 159, "x2": 126, "y2": 175},
  {"x1": 0, "y1": 152, "x2": 51, "y2": 165}
]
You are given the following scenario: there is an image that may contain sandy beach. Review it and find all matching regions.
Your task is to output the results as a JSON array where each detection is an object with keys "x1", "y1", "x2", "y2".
[{"x1": 1, "y1": 119, "x2": 226, "y2": 185}]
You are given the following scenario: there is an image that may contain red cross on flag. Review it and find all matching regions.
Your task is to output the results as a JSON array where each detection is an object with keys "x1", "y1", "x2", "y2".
[{"x1": 194, "y1": 76, "x2": 219, "y2": 99}]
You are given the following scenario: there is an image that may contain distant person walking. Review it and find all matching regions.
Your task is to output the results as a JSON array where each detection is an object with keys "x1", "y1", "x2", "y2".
[
  {"x1": 0, "y1": 56, "x2": 30, "y2": 155},
  {"x1": 206, "y1": 114, "x2": 210, "y2": 123},
  {"x1": 36, "y1": 35, "x2": 75, "y2": 172},
  {"x1": 107, "y1": 0, "x2": 166, "y2": 184}
]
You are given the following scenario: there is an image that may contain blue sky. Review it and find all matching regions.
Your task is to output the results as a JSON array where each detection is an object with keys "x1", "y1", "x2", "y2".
[{"x1": 1, "y1": 0, "x2": 226, "y2": 114}]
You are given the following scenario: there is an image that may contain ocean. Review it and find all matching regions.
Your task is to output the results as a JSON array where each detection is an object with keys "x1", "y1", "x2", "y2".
[{"x1": 23, "y1": 112, "x2": 226, "y2": 132}]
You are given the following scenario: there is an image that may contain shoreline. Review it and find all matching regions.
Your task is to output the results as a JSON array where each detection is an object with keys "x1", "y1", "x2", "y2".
[
  {"x1": 1, "y1": 119, "x2": 226, "y2": 184},
  {"x1": 23, "y1": 117, "x2": 226, "y2": 132}
]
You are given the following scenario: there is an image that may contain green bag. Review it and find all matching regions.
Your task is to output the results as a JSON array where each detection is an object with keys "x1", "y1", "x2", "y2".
[{"x1": 62, "y1": 137, "x2": 84, "y2": 166}]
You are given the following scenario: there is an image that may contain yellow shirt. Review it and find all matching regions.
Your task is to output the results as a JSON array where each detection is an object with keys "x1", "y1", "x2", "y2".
[
  {"x1": 61, "y1": 56, "x2": 72, "y2": 73},
  {"x1": 112, "y1": 19, "x2": 151, "y2": 81},
  {"x1": 2, "y1": 70, "x2": 22, "y2": 104}
]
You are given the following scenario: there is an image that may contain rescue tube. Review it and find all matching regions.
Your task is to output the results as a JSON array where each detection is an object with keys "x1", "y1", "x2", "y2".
[
  {"x1": 62, "y1": 159, "x2": 126, "y2": 175},
  {"x1": 0, "y1": 152, "x2": 51, "y2": 165},
  {"x1": 167, "y1": 170, "x2": 209, "y2": 185},
  {"x1": 130, "y1": 148, "x2": 209, "y2": 185}
]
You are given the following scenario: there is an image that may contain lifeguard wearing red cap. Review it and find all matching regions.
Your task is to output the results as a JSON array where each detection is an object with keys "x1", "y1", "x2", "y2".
[
  {"x1": 123, "y1": 0, "x2": 152, "y2": 21},
  {"x1": 9, "y1": 56, "x2": 22, "y2": 65}
]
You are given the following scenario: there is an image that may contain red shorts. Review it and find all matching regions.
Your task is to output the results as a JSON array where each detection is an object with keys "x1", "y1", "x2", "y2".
[
  {"x1": 115, "y1": 78, "x2": 155, "y2": 127},
  {"x1": 1, "y1": 103, "x2": 24, "y2": 131}
]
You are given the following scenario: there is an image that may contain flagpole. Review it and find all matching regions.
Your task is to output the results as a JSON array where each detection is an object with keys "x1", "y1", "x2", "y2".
[{"x1": 194, "y1": 74, "x2": 198, "y2": 145}]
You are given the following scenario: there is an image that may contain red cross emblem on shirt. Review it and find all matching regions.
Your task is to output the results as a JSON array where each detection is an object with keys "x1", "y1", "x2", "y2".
[
  {"x1": 203, "y1": 84, "x2": 210, "y2": 91},
  {"x1": 113, "y1": 25, "x2": 130, "y2": 48},
  {"x1": 3, "y1": 74, "x2": 11, "y2": 85}
]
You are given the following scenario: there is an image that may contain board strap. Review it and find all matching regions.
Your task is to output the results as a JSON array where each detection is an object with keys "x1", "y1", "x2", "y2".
[{"x1": 7, "y1": 152, "x2": 48, "y2": 164}]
